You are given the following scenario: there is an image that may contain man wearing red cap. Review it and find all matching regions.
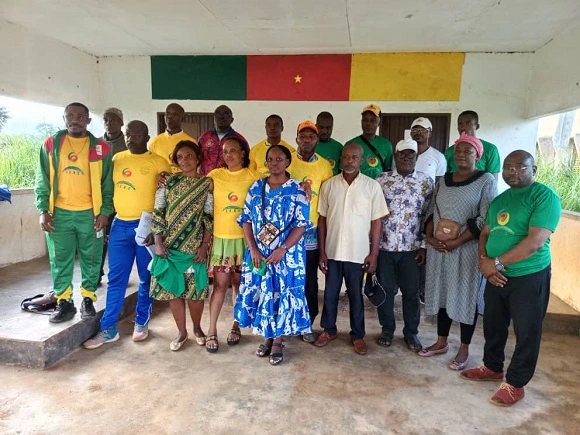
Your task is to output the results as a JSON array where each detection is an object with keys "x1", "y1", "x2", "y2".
[
  {"x1": 288, "y1": 120, "x2": 333, "y2": 343},
  {"x1": 345, "y1": 104, "x2": 393, "y2": 179}
]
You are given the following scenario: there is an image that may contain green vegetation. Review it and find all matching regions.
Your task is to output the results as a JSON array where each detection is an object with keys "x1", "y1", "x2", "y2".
[
  {"x1": 0, "y1": 125, "x2": 60, "y2": 188},
  {"x1": 535, "y1": 161, "x2": 580, "y2": 212}
]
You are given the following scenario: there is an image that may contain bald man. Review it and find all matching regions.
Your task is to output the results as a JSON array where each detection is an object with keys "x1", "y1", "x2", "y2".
[
  {"x1": 315, "y1": 142, "x2": 389, "y2": 355},
  {"x1": 462, "y1": 150, "x2": 561, "y2": 407},
  {"x1": 149, "y1": 103, "x2": 197, "y2": 173},
  {"x1": 198, "y1": 105, "x2": 248, "y2": 175}
]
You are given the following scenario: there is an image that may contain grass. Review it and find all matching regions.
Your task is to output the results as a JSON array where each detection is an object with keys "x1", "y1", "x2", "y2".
[
  {"x1": 0, "y1": 134, "x2": 41, "y2": 188},
  {"x1": 535, "y1": 161, "x2": 580, "y2": 213}
]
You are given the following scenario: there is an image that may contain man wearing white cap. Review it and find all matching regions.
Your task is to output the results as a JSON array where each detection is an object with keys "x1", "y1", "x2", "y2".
[
  {"x1": 375, "y1": 138, "x2": 435, "y2": 351},
  {"x1": 409, "y1": 117, "x2": 446, "y2": 182}
]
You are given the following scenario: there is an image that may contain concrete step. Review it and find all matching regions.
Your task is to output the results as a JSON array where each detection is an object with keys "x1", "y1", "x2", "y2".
[{"x1": 0, "y1": 257, "x2": 138, "y2": 369}]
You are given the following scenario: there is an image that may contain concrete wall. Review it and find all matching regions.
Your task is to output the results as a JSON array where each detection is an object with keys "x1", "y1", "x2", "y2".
[
  {"x1": 98, "y1": 53, "x2": 538, "y2": 188},
  {"x1": 0, "y1": 20, "x2": 99, "y2": 110},
  {"x1": 528, "y1": 22, "x2": 580, "y2": 118},
  {"x1": 550, "y1": 212, "x2": 580, "y2": 312},
  {"x1": 0, "y1": 189, "x2": 46, "y2": 268}
]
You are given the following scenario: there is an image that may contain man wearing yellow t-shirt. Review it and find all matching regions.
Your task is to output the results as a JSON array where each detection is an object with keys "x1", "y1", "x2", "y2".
[
  {"x1": 288, "y1": 120, "x2": 333, "y2": 343},
  {"x1": 35, "y1": 102, "x2": 113, "y2": 323},
  {"x1": 249, "y1": 114, "x2": 295, "y2": 175},
  {"x1": 149, "y1": 103, "x2": 196, "y2": 173},
  {"x1": 84, "y1": 120, "x2": 171, "y2": 349}
]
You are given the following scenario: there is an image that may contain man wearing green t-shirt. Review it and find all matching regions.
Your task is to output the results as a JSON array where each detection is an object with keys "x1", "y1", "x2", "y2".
[
  {"x1": 315, "y1": 111, "x2": 342, "y2": 175},
  {"x1": 461, "y1": 150, "x2": 561, "y2": 407},
  {"x1": 445, "y1": 110, "x2": 501, "y2": 179},
  {"x1": 345, "y1": 104, "x2": 393, "y2": 179}
]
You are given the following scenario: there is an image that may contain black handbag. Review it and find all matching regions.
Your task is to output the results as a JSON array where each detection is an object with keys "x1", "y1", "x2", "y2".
[{"x1": 363, "y1": 273, "x2": 387, "y2": 307}]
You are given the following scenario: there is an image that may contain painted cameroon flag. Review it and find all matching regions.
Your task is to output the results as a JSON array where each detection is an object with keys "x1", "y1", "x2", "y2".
[{"x1": 151, "y1": 52, "x2": 465, "y2": 101}]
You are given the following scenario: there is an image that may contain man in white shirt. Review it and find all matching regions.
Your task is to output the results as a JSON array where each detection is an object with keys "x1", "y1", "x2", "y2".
[
  {"x1": 410, "y1": 117, "x2": 446, "y2": 182},
  {"x1": 314, "y1": 142, "x2": 389, "y2": 355}
]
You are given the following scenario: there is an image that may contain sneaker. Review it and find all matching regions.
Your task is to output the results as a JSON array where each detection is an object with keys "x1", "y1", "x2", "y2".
[
  {"x1": 491, "y1": 382, "x2": 525, "y2": 407},
  {"x1": 133, "y1": 324, "x2": 149, "y2": 342},
  {"x1": 302, "y1": 332, "x2": 317, "y2": 343},
  {"x1": 49, "y1": 300, "x2": 77, "y2": 323},
  {"x1": 81, "y1": 297, "x2": 96, "y2": 318},
  {"x1": 460, "y1": 365, "x2": 504, "y2": 382},
  {"x1": 83, "y1": 327, "x2": 120, "y2": 349}
]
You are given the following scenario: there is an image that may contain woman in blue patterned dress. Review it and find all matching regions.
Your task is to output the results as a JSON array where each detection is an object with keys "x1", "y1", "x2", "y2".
[{"x1": 235, "y1": 145, "x2": 312, "y2": 365}]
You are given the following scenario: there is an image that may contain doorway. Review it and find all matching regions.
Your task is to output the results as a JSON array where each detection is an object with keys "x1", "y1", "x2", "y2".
[
  {"x1": 380, "y1": 113, "x2": 452, "y2": 153},
  {"x1": 157, "y1": 112, "x2": 214, "y2": 139}
]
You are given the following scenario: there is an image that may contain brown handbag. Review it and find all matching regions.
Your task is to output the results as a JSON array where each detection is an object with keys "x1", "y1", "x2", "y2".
[{"x1": 434, "y1": 183, "x2": 462, "y2": 241}]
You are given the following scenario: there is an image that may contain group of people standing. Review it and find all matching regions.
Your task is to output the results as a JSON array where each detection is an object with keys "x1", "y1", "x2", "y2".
[{"x1": 34, "y1": 101, "x2": 561, "y2": 406}]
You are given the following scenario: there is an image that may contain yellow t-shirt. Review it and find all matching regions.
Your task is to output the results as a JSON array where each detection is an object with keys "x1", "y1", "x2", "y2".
[
  {"x1": 55, "y1": 135, "x2": 92, "y2": 211},
  {"x1": 288, "y1": 155, "x2": 333, "y2": 226},
  {"x1": 149, "y1": 131, "x2": 197, "y2": 174},
  {"x1": 207, "y1": 167, "x2": 261, "y2": 239},
  {"x1": 113, "y1": 151, "x2": 171, "y2": 220},
  {"x1": 249, "y1": 139, "x2": 296, "y2": 176}
]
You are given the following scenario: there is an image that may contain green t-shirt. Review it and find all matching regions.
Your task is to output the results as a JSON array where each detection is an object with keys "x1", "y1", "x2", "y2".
[
  {"x1": 316, "y1": 138, "x2": 343, "y2": 175},
  {"x1": 485, "y1": 182, "x2": 561, "y2": 277},
  {"x1": 346, "y1": 135, "x2": 393, "y2": 179},
  {"x1": 445, "y1": 139, "x2": 501, "y2": 173}
]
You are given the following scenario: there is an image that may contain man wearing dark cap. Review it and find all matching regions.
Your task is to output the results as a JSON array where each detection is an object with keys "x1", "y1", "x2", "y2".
[
  {"x1": 345, "y1": 104, "x2": 393, "y2": 179},
  {"x1": 198, "y1": 105, "x2": 248, "y2": 176},
  {"x1": 101, "y1": 108, "x2": 126, "y2": 156}
]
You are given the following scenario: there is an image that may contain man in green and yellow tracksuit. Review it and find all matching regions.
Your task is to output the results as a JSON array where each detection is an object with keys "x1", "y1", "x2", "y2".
[{"x1": 35, "y1": 102, "x2": 114, "y2": 323}]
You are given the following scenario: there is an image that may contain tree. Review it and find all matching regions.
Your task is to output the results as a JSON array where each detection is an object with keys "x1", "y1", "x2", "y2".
[{"x1": 0, "y1": 106, "x2": 9, "y2": 133}]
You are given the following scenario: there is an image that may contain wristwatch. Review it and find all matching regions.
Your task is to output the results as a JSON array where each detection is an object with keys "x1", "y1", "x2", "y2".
[
  {"x1": 39, "y1": 210, "x2": 48, "y2": 215},
  {"x1": 494, "y1": 257, "x2": 505, "y2": 271},
  {"x1": 280, "y1": 244, "x2": 288, "y2": 251}
]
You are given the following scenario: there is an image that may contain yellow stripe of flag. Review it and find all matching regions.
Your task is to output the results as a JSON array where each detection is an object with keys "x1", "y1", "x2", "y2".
[{"x1": 349, "y1": 52, "x2": 465, "y2": 101}]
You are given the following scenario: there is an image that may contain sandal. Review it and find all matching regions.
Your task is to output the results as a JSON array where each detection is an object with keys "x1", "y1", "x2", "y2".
[
  {"x1": 194, "y1": 334, "x2": 207, "y2": 346},
  {"x1": 256, "y1": 342, "x2": 272, "y2": 357},
  {"x1": 227, "y1": 328, "x2": 242, "y2": 346},
  {"x1": 377, "y1": 332, "x2": 393, "y2": 347},
  {"x1": 205, "y1": 335, "x2": 219, "y2": 354},
  {"x1": 269, "y1": 342, "x2": 284, "y2": 366},
  {"x1": 449, "y1": 359, "x2": 469, "y2": 371}
]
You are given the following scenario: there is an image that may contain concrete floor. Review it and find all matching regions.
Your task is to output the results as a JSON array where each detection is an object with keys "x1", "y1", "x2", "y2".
[{"x1": 0, "y1": 302, "x2": 579, "y2": 435}]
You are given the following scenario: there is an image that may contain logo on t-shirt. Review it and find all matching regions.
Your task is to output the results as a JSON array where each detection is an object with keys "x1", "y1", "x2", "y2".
[
  {"x1": 222, "y1": 191, "x2": 243, "y2": 213},
  {"x1": 67, "y1": 152, "x2": 78, "y2": 162},
  {"x1": 122, "y1": 168, "x2": 132, "y2": 177},
  {"x1": 301, "y1": 176, "x2": 318, "y2": 196},
  {"x1": 116, "y1": 180, "x2": 136, "y2": 190},
  {"x1": 497, "y1": 210, "x2": 510, "y2": 226},
  {"x1": 62, "y1": 165, "x2": 84, "y2": 175},
  {"x1": 367, "y1": 156, "x2": 379, "y2": 167}
]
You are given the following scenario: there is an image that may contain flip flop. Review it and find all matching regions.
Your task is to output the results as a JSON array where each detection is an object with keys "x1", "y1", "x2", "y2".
[
  {"x1": 449, "y1": 359, "x2": 469, "y2": 371},
  {"x1": 418, "y1": 344, "x2": 449, "y2": 357}
]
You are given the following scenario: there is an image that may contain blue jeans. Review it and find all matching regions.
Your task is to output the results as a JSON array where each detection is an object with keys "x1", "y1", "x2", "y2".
[
  {"x1": 320, "y1": 260, "x2": 365, "y2": 339},
  {"x1": 100, "y1": 218, "x2": 153, "y2": 331}
]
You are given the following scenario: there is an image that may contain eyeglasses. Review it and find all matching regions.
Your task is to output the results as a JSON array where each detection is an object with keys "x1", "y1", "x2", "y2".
[{"x1": 502, "y1": 165, "x2": 529, "y2": 173}]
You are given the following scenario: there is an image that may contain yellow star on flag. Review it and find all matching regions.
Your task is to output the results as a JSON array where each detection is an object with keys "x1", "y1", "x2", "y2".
[{"x1": 294, "y1": 74, "x2": 302, "y2": 83}]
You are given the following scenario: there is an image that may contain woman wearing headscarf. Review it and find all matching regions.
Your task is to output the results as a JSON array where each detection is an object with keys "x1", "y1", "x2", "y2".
[{"x1": 418, "y1": 133, "x2": 497, "y2": 370}]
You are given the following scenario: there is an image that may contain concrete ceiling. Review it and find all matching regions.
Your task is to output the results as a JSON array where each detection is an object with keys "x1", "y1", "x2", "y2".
[{"x1": 2, "y1": 0, "x2": 580, "y2": 56}]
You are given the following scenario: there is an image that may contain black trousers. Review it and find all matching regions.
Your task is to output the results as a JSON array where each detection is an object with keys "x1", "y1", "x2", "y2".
[
  {"x1": 437, "y1": 308, "x2": 478, "y2": 344},
  {"x1": 320, "y1": 260, "x2": 365, "y2": 339},
  {"x1": 483, "y1": 265, "x2": 551, "y2": 388},
  {"x1": 305, "y1": 249, "x2": 320, "y2": 324},
  {"x1": 375, "y1": 251, "x2": 420, "y2": 338}
]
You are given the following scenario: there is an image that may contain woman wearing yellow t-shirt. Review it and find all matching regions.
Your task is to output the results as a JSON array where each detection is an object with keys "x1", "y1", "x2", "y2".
[{"x1": 206, "y1": 136, "x2": 260, "y2": 353}]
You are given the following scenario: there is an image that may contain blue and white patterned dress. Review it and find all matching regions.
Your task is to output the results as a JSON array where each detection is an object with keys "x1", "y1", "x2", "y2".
[{"x1": 235, "y1": 178, "x2": 313, "y2": 339}]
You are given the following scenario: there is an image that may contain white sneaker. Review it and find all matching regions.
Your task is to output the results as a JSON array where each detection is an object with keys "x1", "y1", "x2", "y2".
[{"x1": 133, "y1": 324, "x2": 149, "y2": 342}]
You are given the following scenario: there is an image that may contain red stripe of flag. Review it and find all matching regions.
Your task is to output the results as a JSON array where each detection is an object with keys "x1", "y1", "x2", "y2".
[{"x1": 246, "y1": 54, "x2": 352, "y2": 101}]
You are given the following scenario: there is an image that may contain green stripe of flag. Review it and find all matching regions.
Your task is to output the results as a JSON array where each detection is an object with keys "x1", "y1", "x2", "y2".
[{"x1": 151, "y1": 55, "x2": 247, "y2": 100}]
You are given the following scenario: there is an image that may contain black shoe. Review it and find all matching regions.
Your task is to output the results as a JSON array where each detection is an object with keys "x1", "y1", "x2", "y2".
[
  {"x1": 49, "y1": 300, "x2": 77, "y2": 323},
  {"x1": 404, "y1": 335, "x2": 423, "y2": 352},
  {"x1": 80, "y1": 297, "x2": 96, "y2": 318}
]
